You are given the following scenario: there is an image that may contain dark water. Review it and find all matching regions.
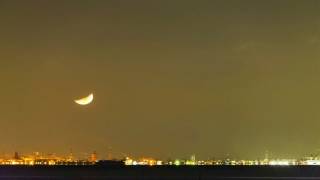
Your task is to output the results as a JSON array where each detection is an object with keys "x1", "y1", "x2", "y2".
[{"x1": 1, "y1": 165, "x2": 320, "y2": 179}]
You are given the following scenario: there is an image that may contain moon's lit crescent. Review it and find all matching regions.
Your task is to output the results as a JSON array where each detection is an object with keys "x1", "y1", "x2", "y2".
[{"x1": 74, "y1": 93, "x2": 94, "y2": 105}]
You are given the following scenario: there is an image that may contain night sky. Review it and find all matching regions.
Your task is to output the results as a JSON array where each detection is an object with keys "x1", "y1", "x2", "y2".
[{"x1": 1, "y1": 0, "x2": 320, "y2": 159}]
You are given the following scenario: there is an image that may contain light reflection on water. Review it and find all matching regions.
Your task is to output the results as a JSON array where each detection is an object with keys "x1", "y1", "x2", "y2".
[{"x1": 1, "y1": 166, "x2": 320, "y2": 180}]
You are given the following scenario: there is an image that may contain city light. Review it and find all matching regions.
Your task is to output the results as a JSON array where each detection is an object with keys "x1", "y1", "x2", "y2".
[{"x1": 1, "y1": 151, "x2": 320, "y2": 166}]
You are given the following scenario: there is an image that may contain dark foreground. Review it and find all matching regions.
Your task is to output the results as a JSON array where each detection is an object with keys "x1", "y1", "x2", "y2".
[{"x1": 1, "y1": 165, "x2": 320, "y2": 179}]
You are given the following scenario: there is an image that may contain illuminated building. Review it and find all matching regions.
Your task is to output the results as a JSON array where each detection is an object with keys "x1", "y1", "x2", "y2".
[
  {"x1": 90, "y1": 151, "x2": 98, "y2": 162},
  {"x1": 125, "y1": 157, "x2": 133, "y2": 165},
  {"x1": 269, "y1": 159, "x2": 297, "y2": 166},
  {"x1": 186, "y1": 154, "x2": 196, "y2": 165},
  {"x1": 305, "y1": 160, "x2": 320, "y2": 165}
]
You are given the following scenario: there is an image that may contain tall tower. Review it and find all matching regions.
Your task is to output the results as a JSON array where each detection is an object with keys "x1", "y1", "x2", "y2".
[
  {"x1": 14, "y1": 152, "x2": 20, "y2": 160},
  {"x1": 67, "y1": 149, "x2": 74, "y2": 161},
  {"x1": 190, "y1": 154, "x2": 196, "y2": 165},
  {"x1": 264, "y1": 150, "x2": 269, "y2": 161},
  {"x1": 90, "y1": 151, "x2": 97, "y2": 162}
]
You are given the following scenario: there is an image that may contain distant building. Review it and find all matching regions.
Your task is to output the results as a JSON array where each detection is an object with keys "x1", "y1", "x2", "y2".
[
  {"x1": 186, "y1": 154, "x2": 196, "y2": 165},
  {"x1": 14, "y1": 152, "x2": 20, "y2": 160},
  {"x1": 305, "y1": 160, "x2": 320, "y2": 165},
  {"x1": 90, "y1": 151, "x2": 98, "y2": 162}
]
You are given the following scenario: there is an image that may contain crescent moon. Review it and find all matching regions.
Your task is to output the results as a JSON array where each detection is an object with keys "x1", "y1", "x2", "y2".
[{"x1": 74, "y1": 93, "x2": 94, "y2": 105}]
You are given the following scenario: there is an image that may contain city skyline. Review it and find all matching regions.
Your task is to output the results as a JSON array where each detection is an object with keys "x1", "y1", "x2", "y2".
[{"x1": 1, "y1": 0, "x2": 320, "y2": 159}]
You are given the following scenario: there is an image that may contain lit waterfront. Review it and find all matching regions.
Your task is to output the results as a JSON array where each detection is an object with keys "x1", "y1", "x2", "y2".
[
  {"x1": 0, "y1": 151, "x2": 98, "y2": 165},
  {"x1": 3, "y1": 151, "x2": 320, "y2": 166},
  {"x1": 124, "y1": 156, "x2": 320, "y2": 166}
]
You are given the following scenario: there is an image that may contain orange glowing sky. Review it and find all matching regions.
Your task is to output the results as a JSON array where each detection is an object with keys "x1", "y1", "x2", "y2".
[{"x1": 0, "y1": 0, "x2": 320, "y2": 159}]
